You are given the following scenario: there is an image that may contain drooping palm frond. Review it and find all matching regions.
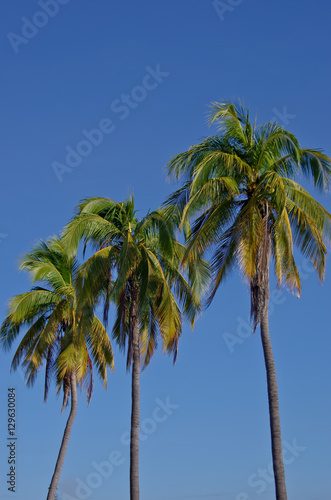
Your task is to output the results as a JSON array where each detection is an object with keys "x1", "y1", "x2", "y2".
[
  {"x1": 300, "y1": 149, "x2": 331, "y2": 190},
  {"x1": 165, "y1": 99, "x2": 331, "y2": 323},
  {"x1": 1, "y1": 235, "x2": 114, "y2": 407},
  {"x1": 209, "y1": 100, "x2": 249, "y2": 145},
  {"x1": 85, "y1": 315, "x2": 114, "y2": 384},
  {"x1": 63, "y1": 196, "x2": 208, "y2": 373}
]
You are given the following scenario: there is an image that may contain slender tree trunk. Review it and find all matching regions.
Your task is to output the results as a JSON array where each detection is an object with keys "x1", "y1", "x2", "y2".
[
  {"x1": 47, "y1": 371, "x2": 78, "y2": 500},
  {"x1": 251, "y1": 207, "x2": 287, "y2": 500},
  {"x1": 260, "y1": 310, "x2": 287, "y2": 500},
  {"x1": 129, "y1": 284, "x2": 140, "y2": 500}
]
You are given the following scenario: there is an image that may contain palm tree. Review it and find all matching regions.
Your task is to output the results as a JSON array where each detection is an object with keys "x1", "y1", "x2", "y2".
[
  {"x1": 0, "y1": 236, "x2": 114, "y2": 500},
  {"x1": 165, "y1": 100, "x2": 331, "y2": 500},
  {"x1": 63, "y1": 196, "x2": 209, "y2": 500}
]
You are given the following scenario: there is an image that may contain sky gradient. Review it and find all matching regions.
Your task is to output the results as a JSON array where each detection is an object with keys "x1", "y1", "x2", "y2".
[{"x1": 1, "y1": 1, "x2": 330, "y2": 499}]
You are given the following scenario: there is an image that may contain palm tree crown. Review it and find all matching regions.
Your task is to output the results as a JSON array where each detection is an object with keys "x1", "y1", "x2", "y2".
[
  {"x1": 63, "y1": 196, "x2": 209, "y2": 363},
  {"x1": 167, "y1": 100, "x2": 331, "y2": 321},
  {"x1": 1, "y1": 236, "x2": 113, "y2": 401}
]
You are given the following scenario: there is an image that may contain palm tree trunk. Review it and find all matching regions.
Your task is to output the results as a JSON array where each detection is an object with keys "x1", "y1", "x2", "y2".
[
  {"x1": 129, "y1": 284, "x2": 140, "y2": 500},
  {"x1": 47, "y1": 371, "x2": 78, "y2": 500},
  {"x1": 251, "y1": 209, "x2": 287, "y2": 500},
  {"x1": 260, "y1": 311, "x2": 287, "y2": 500}
]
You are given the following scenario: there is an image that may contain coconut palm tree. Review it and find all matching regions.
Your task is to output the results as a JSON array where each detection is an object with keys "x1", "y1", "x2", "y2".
[
  {"x1": 63, "y1": 196, "x2": 209, "y2": 500},
  {"x1": 165, "y1": 100, "x2": 331, "y2": 500},
  {"x1": 0, "y1": 236, "x2": 114, "y2": 500}
]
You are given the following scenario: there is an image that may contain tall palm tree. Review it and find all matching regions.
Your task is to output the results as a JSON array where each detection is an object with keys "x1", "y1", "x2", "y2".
[
  {"x1": 63, "y1": 196, "x2": 209, "y2": 500},
  {"x1": 165, "y1": 100, "x2": 331, "y2": 500},
  {"x1": 0, "y1": 236, "x2": 114, "y2": 500}
]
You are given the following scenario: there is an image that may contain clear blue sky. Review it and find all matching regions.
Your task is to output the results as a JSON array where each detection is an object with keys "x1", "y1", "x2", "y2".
[{"x1": 1, "y1": 1, "x2": 330, "y2": 499}]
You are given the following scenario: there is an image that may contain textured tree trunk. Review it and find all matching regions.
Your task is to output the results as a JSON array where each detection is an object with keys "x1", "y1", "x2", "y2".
[
  {"x1": 260, "y1": 309, "x2": 288, "y2": 500},
  {"x1": 47, "y1": 371, "x2": 78, "y2": 500},
  {"x1": 251, "y1": 207, "x2": 287, "y2": 500},
  {"x1": 129, "y1": 284, "x2": 140, "y2": 500}
]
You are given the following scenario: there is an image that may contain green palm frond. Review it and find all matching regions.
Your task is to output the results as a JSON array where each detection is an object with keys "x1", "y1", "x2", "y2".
[
  {"x1": 185, "y1": 198, "x2": 239, "y2": 257},
  {"x1": 300, "y1": 149, "x2": 331, "y2": 190},
  {"x1": 85, "y1": 315, "x2": 114, "y2": 385},
  {"x1": 1, "y1": 234, "x2": 114, "y2": 407},
  {"x1": 271, "y1": 212, "x2": 301, "y2": 293},
  {"x1": 209, "y1": 100, "x2": 248, "y2": 145},
  {"x1": 207, "y1": 225, "x2": 241, "y2": 305},
  {"x1": 64, "y1": 196, "x2": 207, "y2": 373},
  {"x1": 140, "y1": 303, "x2": 158, "y2": 369},
  {"x1": 63, "y1": 213, "x2": 123, "y2": 256},
  {"x1": 44, "y1": 341, "x2": 57, "y2": 402},
  {"x1": 165, "y1": 98, "x2": 331, "y2": 325},
  {"x1": 76, "y1": 245, "x2": 116, "y2": 307}
]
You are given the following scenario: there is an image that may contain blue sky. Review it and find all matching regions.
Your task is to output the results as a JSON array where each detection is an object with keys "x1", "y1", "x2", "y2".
[{"x1": 0, "y1": 1, "x2": 330, "y2": 499}]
